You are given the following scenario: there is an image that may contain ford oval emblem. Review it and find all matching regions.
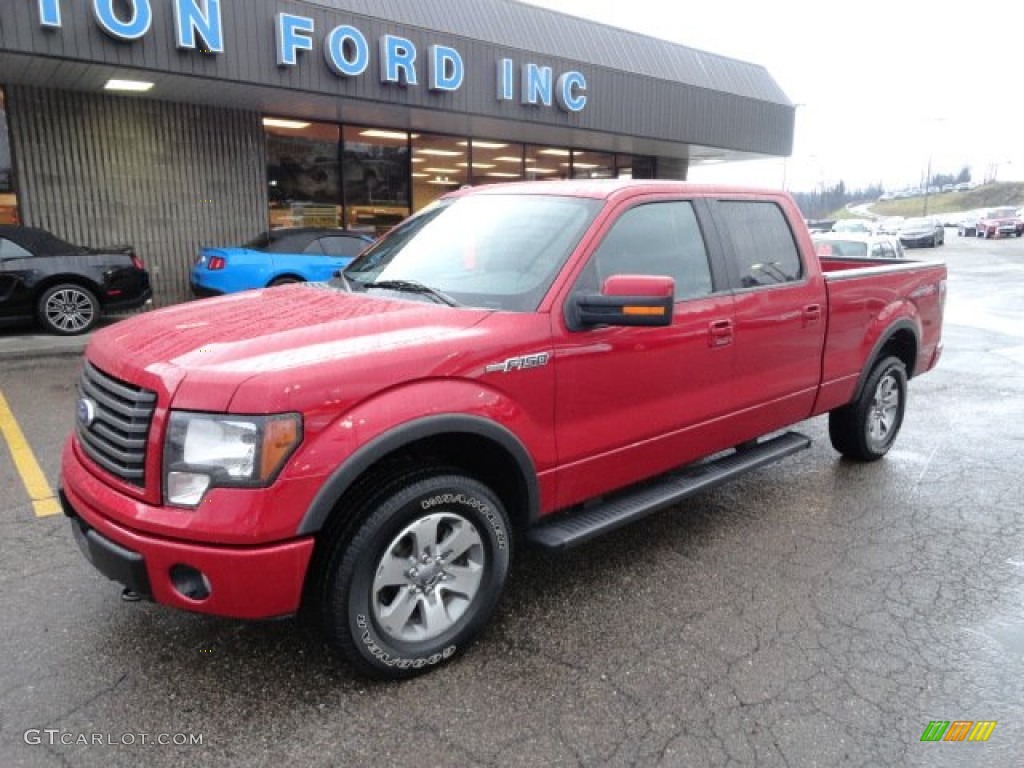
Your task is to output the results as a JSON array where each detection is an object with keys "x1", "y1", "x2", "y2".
[{"x1": 77, "y1": 398, "x2": 97, "y2": 428}]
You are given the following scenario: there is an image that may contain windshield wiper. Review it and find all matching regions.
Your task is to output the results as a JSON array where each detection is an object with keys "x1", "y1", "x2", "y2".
[{"x1": 363, "y1": 279, "x2": 459, "y2": 307}]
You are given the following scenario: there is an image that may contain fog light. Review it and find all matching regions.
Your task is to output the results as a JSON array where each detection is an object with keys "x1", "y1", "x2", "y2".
[
  {"x1": 167, "y1": 471, "x2": 211, "y2": 506},
  {"x1": 170, "y1": 564, "x2": 212, "y2": 601}
]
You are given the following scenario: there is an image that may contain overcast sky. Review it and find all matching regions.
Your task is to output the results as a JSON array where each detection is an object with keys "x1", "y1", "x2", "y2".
[{"x1": 522, "y1": 0, "x2": 1022, "y2": 192}]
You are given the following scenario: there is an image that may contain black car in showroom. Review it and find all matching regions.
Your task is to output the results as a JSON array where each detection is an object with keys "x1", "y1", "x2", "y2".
[{"x1": 0, "y1": 225, "x2": 151, "y2": 335}]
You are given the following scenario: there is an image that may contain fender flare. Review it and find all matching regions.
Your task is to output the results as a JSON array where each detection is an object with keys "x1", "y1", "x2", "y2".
[
  {"x1": 295, "y1": 413, "x2": 539, "y2": 536},
  {"x1": 850, "y1": 318, "x2": 920, "y2": 403}
]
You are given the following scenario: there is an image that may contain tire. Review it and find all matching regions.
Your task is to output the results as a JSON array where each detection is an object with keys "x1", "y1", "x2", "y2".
[
  {"x1": 268, "y1": 276, "x2": 303, "y2": 287},
  {"x1": 320, "y1": 472, "x2": 512, "y2": 679},
  {"x1": 36, "y1": 283, "x2": 100, "y2": 335},
  {"x1": 828, "y1": 355, "x2": 907, "y2": 462}
]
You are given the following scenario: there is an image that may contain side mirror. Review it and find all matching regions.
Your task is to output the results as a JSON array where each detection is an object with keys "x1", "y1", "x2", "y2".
[{"x1": 572, "y1": 274, "x2": 674, "y2": 329}]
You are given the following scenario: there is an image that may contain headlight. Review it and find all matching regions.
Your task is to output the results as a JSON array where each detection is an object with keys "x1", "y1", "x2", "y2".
[{"x1": 164, "y1": 411, "x2": 302, "y2": 507}]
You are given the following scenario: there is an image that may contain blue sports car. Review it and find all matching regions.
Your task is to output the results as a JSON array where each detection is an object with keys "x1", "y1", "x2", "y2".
[{"x1": 190, "y1": 227, "x2": 373, "y2": 297}]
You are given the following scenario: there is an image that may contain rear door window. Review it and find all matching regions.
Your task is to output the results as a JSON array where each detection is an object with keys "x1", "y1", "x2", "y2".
[{"x1": 715, "y1": 201, "x2": 804, "y2": 288}]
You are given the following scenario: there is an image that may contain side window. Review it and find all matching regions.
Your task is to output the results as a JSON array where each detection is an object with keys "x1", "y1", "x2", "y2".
[
  {"x1": 870, "y1": 243, "x2": 885, "y2": 258},
  {"x1": 302, "y1": 238, "x2": 326, "y2": 255},
  {"x1": 717, "y1": 201, "x2": 803, "y2": 288},
  {"x1": 321, "y1": 236, "x2": 367, "y2": 258},
  {"x1": 0, "y1": 237, "x2": 32, "y2": 259},
  {"x1": 586, "y1": 201, "x2": 713, "y2": 301}
]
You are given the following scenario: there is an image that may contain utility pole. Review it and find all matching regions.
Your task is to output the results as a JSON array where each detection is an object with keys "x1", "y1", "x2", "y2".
[{"x1": 922, "y1": 154, "x2": 932, "y2": 216}]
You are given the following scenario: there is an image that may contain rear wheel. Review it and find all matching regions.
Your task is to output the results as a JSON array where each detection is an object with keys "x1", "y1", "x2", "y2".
[
  {"x1": 829, "y1": 356, "x2": 907, "y2": 461},
  {"x1": 320, "y1": 471, "x2": 511, "y2": 679},
  {"x1": 36, "y1": 283, "x2": 100, "y2": 335},
  {"x1": 268, "y1": 276, "x2": 303, "y2": 287}
]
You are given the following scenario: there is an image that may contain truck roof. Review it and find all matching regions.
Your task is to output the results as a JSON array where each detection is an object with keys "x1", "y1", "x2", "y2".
[{"x1": 444, "y1": 178, "x2": 788, "y2": 202}]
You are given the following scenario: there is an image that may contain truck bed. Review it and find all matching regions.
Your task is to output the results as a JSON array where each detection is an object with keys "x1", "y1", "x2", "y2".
[{"x1": 814, "y1": 255, "x2": 946, "y2": 415}]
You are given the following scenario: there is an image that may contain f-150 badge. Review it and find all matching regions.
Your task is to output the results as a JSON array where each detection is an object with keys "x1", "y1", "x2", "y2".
[{"x1": 485, "y1": 352, "x2": 551, "y2": 374}]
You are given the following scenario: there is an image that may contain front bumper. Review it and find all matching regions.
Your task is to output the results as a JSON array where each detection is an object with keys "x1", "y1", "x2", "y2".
[{"x1": 61, "y1": 440, "x2": 314, "y2": 619}]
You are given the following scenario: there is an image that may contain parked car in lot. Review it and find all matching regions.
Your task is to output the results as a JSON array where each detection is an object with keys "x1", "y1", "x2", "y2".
[
  {"x1": 957, "y1": 210, "x2": 985, "y2": 237},
  {"x1": 0, "y1": 225, "x2": 151, "y2": 335},
  {"x1": 831, "y1": 218, "x2": 875, "y2": 234},
  {"x1": 898, "y1": 216, "x2": 944, "y2": 248},
  {"x1": 876, "y1": 216, "x2": 905, "y2": 235},
  {"x1": 975, "y1": 207, "x2": 1024, "y2": 239},
  {"x1": 190, "y1": 227, "x2": 374, "y2": 297},
  {"x1": 812, "y1": 232, "x2": 906, "y2": 259}
]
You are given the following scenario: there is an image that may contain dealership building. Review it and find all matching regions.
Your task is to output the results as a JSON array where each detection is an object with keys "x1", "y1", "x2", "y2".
[{"x1": 0, "y1": 0, "x2": 794, "y2": 305}]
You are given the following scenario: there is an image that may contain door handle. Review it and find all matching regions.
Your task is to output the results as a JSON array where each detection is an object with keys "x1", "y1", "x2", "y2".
[
  {"x1": 803, "y1": 304, "x2": 822, "y2": 325},
  {"x1": 708, "y1": 319, "x2": 733, "y2": 348}
]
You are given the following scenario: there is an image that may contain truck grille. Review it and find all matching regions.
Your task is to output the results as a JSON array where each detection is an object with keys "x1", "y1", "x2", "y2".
[{"x1": 76, "y1": 362, "x2": 157, "y2": 487}]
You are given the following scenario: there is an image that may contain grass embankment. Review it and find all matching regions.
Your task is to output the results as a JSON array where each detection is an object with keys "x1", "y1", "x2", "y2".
[{"x1": 844, "y1": 181, "x2": 1024, "y2": 218}]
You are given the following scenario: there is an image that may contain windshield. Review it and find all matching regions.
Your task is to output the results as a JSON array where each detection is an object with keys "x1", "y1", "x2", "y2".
[
  {"x1": 991, "y1": 208, "x2": 1016, "y2": 218},
  {"x1": 903, "y1": 218, "x2": 930, "y2": 228},
  {"x1": 342, "y1": 194, "x2": 602, "y2": 311}
]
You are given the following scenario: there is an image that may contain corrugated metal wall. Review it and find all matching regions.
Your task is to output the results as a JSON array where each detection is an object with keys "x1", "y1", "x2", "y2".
[{"x1": 7, "y1": 86, "x2": 267, "y2": 307}]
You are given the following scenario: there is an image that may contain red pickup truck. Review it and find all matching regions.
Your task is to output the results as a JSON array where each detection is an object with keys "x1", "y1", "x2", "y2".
[{"x1": 61, "y1": 181, "x2": 946, "y2": 678}]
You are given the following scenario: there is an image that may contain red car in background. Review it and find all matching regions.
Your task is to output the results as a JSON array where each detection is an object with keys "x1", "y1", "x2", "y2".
[{"x1": 976, "y1": 207, "x2": 1024, "y2": 239}]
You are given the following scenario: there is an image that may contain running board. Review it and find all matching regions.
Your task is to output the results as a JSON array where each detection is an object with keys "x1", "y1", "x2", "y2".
[{"x1": 527, "y1": 431, "x2": 811, "y2": 550}]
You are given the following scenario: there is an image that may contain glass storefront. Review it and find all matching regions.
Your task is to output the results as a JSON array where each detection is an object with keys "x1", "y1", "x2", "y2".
[
  {"x1": 263, "y1": 116, "x2": 654, "y2": 233},
  {"x1": 526, "y1": 145, "x2": 570, "y2": 181},
  {"x1": 571, "y1": 150, "x2": 614, "y2": 180},
  {"x1": 0, "y1": 89, "x2": 19, "y2": 224},
  {"x1": 412, "y1": 133, "x2": 466, "y2": 212},
  {"x1": 265, "y1": 119, "x2": 341, "y2": 229},
  {"x1": 342, "y1": 126, "x2": 410, "y2": 233}
]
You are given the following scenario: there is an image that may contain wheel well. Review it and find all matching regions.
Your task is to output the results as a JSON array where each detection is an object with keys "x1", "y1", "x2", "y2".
[
  {"x1": 878, "y1": 329, "x2": 917, "y2": 378},
  {"x1": 350, "y1": 433, "x2": 530, "y2": 534},
  {"x1": 267, "y1": 274, "x2": 304, "y2": 286},
  {"x1": 33, "y1": 275, "x2": 103, "y2": 306},
  {"x1": 300, "y1": 431, "x2": 532, "y2": 617}
]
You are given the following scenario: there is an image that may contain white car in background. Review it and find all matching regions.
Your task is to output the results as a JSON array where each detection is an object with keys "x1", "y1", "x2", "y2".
[
  {"x1": 812, "y1": 232, "x2": 906, "y2": 259},
  {"x1": 876, "y1": 216, "x2": 905, "y2": 235},
  {"x1": 957, "y1": 210, "x2": 986, "y2": 237},
  {"x1": 831, "y1": 218, "x2": 876, "y2": 234}
]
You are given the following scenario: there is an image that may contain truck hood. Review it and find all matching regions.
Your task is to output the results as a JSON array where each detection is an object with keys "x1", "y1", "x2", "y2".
[{"x1": 86, "y1": 285, "x2": 491, "y2": 410}]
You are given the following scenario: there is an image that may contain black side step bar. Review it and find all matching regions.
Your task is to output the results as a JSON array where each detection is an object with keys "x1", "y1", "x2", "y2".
[{"x1": 527, "y1": 431, "x2": 811, "y2": 550}]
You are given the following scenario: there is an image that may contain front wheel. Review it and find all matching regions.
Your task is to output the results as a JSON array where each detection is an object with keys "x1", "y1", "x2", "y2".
[
  {"x1": 321, "y1": 472, "x2": 512, "y2": 679},
  {"x1": 829, "y1": 356, "x2": 907, "y2": 461}
]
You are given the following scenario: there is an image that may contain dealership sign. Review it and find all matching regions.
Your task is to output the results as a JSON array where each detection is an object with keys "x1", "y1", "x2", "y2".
[{"x1": 36, "y1": 0, "x2": 588, "y2": 112}]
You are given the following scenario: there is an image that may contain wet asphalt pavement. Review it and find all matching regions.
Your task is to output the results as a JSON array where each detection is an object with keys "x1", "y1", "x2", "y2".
[{"x1": 1, "y1": 232, "x2": 1022, "y2": 767}]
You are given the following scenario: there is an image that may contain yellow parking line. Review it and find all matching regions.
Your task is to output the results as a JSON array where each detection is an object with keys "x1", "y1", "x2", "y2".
[{"x1": 0, "y1": 390, "x2": 61, "y2": 517}]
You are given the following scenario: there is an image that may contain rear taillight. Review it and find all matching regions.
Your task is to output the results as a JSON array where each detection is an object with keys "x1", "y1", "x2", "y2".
[
  {"x1": 131, "y1": 254, "x2": 145, "y2": 270},
  {"x1": 208, "y1": 256, "x2": 226, "y2": 270}
]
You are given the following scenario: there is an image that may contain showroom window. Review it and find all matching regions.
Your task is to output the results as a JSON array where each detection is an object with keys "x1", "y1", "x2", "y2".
[
  {"x1": 572, "y1": 150, "x2": 614, "y2": 180},
  {"x1": 616, "y1": 154, "x2": 656, "y2": 179},
  {"x1": 412, "y1": 133, "x2": 467, "y2": 212},
  {"x1": 526, "y1": 145, "x2": 570, "y2": 181},
  {"x1": 475, "y1": 141, "x2": 525, "y2": 184},
  {"x1": 342, "y1": 126, "x2": 411, "y2": 234},
  {"x1": 265, "y1": 118, "x2": 341, "y2": 229},
  {"x1": 0, "y1": 89, "x2": 19, "y2": 225}
]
